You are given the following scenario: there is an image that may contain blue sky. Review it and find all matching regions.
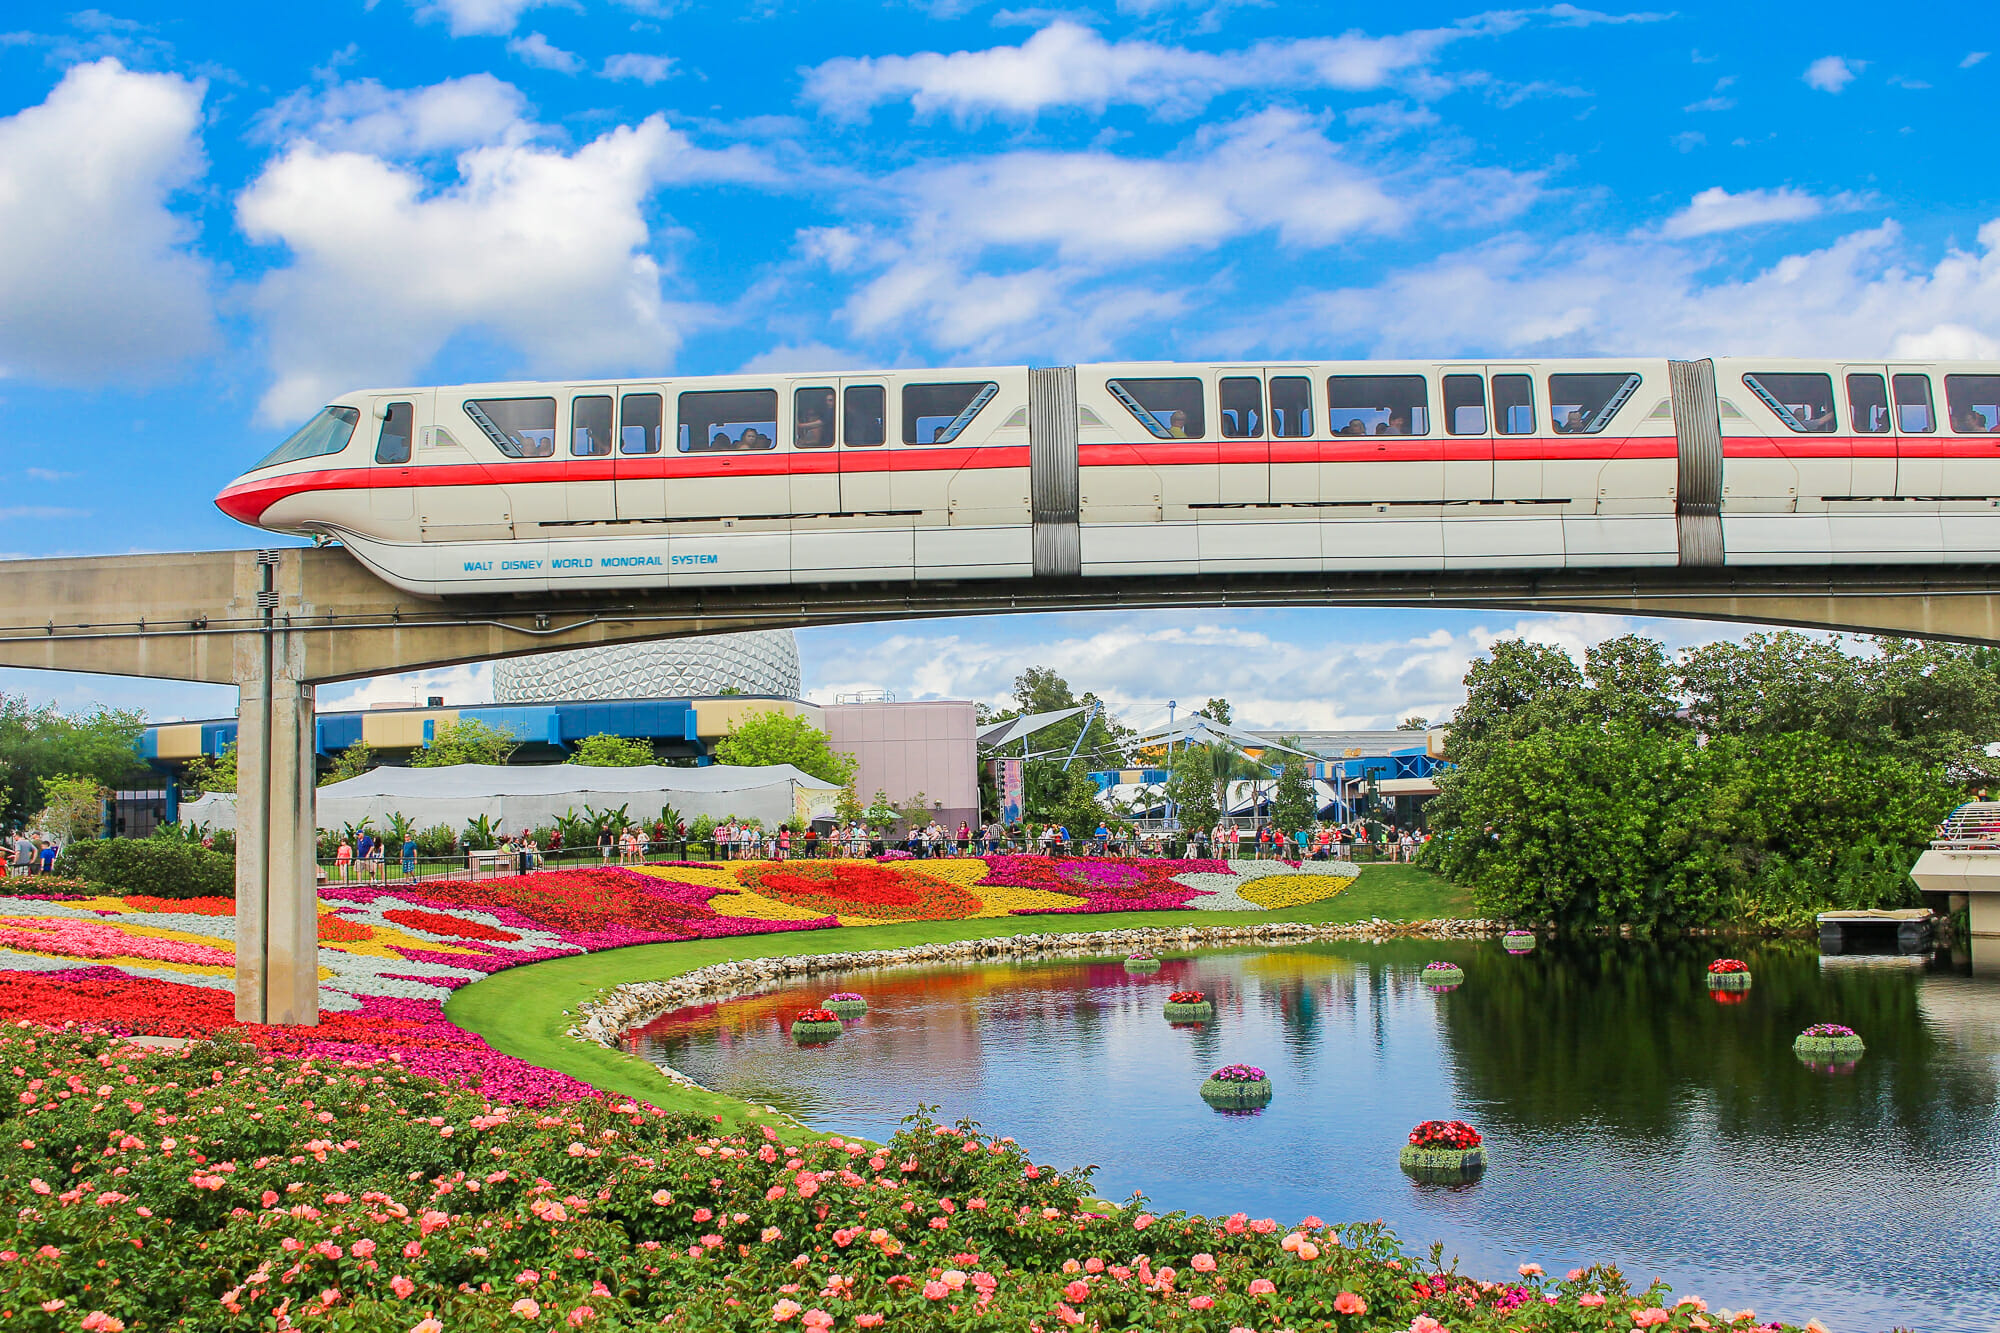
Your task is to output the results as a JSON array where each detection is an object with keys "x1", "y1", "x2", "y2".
[{"x1": 0, "y1": 1, "x2": 1991, "y2": 728}]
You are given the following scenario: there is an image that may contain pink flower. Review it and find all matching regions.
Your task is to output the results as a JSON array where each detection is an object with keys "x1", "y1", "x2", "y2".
[
  {"x1": 351, "y1": 1239, "x2": 376, "y2": 1259},
  {"x1": 1634, "y1": 1309, "x2": 1671, "y2": 1327},
  {"x1": 940, "y1": 1271, "x2": 968, "y2": 1291},
  {"x1": 801, "y1": 1312, "x2": 833, "y2": 1332},
  {"x1": 1248, "y1": 1278, "x2": 1276, "y2": 1296},
  {"x1": 511, "y1": 1298, "x2": 541, "y2": 1318},
  {"x1": 1249, "y1": 1218, "x2": 1277, "y2": 1234},
  {"x1": 1189, "y1": 1295, "x2": 1215, "y2": 1310},
  {"x1": 855, "y1": 1317, "x2": 884, "y2": 1328},
  {"x1": 772, "y1": 1298, "x2": 802, "y2": 1321},
  {"x1": 412, "y1": 1322, "x2": 444, "y2": 1333},
  {"x1": 1334, "y1": 1292, "x2": 1367, "y2": 1315},
  {"x1": 403, "y1": 1241, "x2": 424, "y2": 1259},
  {"x1": 1296, "y1": 1241, "x2": 1321, "y2": 1261},
  {"x1": 1224, "y1": 1212, "x2": 1249, "y2": 1234},
  {"x1": 1132, "y1": 1213, "x2": 1155, "y2": 1230},
  {"x1": 922, "y1": 1281, "x2": 949, "y2": 1301},
  {"x1": 1191, "y1": 1253, "x2": 1217, "y2": 1273},
  {"x1": 650, "y1": 1190, "x2": 672, "y2": 1205},
  {"x1": 1519, "y1": 1263, "x2": 1543, "y2": 1278},
  {"x1": 1063, "y1": 1280, "x2": 1089, "y2": 1302},
  {"x1": 1579, "y1": 1294, "x2": 1607, "y2": 1307},
  {"x1": 80, "y1": 1315, "x2": 125, "y2": 1333},
  {"x1": 1409, "y1": 1317, "x2": 1446, "y2": 1333},
  {"x1": 566, "y1": 1309, "x2": 595, "y2": 1327},
  {"x1": 390, "y1": 1277, "x2": 416, "y2": 1299}
]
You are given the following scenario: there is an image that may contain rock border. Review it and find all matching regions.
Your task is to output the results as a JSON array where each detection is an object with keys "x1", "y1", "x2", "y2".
[{"x1": 572, "y1": 917, "x2": 1505, "y2": 1094}]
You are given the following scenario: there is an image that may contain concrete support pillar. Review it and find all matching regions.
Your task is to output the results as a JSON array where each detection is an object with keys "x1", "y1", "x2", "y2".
[{"x1": 233, "y1": 552, "x2": 319, "y2": 1026}]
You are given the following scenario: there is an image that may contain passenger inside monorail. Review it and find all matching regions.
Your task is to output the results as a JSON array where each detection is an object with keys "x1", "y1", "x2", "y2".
[{"x1": 1947, "y1": 374, "x2": 2000, "y2": 432}]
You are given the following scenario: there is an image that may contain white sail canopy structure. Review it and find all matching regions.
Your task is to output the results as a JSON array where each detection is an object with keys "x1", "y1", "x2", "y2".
[{"x1": 977, "y1": 707, "x2": 1088, "y2": 750}]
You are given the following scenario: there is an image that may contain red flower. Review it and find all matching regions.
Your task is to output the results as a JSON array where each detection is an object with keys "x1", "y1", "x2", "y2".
[
  {"x1": 1407, "y1": 1119, "x2": 1482, "y2": 1149},
  {"x1": 738, "y1": 863, "x2": 980, "y2": 922},
  {"x1": 1707, "y1": 958, "x2": 1749, "y2": 974},
  {"x1": 1167, "y1": 991, "x2": 1206, "y2": 1004},
  {"x1": 382, "y1": 908, "x2": 522, "y2": 942},
  {"x1": 794, "y1": 1009, "x2": 838, "y2": 1024}
]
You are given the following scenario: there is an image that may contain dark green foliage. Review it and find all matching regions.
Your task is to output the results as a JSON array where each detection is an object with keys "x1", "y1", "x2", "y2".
[
  {"x1": 991, "y1": 666, "x2": 1131, "y2": 819},
  {"x1": 0, "y1": 693, "x2": 148, "y2": 826},
  {"x1": 1430, "y1": 630, "x2": 1974, "y2": 930},
  {"x1": 415, "y1": 823, "x2": 459, "y2": 858},
  {"x1": 54, "y1": 835, "x2": 234, "y2": 897}
]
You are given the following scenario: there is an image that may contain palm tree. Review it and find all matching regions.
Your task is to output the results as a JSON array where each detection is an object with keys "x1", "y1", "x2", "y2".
[{"x1": 1207, "y1": 744, "x2": 1264, "y2": 829}]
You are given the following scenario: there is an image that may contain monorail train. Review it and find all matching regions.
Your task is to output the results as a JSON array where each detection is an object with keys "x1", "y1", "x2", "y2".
[{"x1": 214, "y1": 358, "x2": 2000, "y2": 597}]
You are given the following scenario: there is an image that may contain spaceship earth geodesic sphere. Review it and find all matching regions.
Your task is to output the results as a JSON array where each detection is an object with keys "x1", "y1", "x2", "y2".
[{"x1": 490, "y1": 630, "x2": 802, "y2": 702}]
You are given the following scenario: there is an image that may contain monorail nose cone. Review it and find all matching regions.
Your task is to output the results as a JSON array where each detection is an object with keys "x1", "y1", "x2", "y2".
[{"x1": 214, "y1": 480, "x2": 265, "y2": 525}]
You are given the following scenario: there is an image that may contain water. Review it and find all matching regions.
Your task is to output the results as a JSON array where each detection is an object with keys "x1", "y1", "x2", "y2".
[{"x1": 622, "y1": 939, "x2": 2000, "y2": 1332}]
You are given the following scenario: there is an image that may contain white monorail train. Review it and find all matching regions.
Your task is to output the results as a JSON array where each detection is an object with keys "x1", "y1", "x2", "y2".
[{"x1": 215, "y1": 358, "x2": 2000, "y2": 597}]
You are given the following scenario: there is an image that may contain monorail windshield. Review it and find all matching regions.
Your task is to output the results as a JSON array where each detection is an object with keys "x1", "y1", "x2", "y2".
[{"x1": 255, "y1": 405, "x2": 359, "y2": 470}]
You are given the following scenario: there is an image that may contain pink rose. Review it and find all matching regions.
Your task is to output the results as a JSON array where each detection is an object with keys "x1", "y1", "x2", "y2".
[
  {"x1": 1249, "y1": 1278, "x2": 1276, "y2": 1296},
  {"x1": 923, "y1": 1281, "x2": 949, "y2": 1301},
  {"x1": 1191, "y1": 1253, "x2": 1217, "y2": 1273},
  {"x1": 1063, "y1": 1280, "x2": 1089, "y2": 1302},
  {"x1": 1334, "y1": 1292, "x2": 1367, "y2": 1314},
  {"x1": 1579, "y1": 1294, "x2": 1607, "y2": 1307},
  {"x1": 1189, "y1": 1295, "x2": 1215, "y2": 1310},
  {"x1": 772, "y1": 1298, "x2": 802, "y2": 1321}
]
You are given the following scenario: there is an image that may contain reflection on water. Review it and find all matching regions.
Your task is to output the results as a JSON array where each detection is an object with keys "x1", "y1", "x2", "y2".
[{"x1": 623, "y1": 939, "x2": 2000, "y2": 1332}]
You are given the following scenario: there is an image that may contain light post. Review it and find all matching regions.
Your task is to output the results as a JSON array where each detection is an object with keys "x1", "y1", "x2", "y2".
[{"x1": 1164, "y1": 700, "x2": 1177, "y2": 832}]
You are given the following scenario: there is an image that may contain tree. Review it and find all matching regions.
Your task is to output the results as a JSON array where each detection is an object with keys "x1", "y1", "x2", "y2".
[
  {"x1": 863, "y1": 789, "x2": 899, "y2": 832},
  {"x1": 1205, "y1": 743, "x2": 1261, "y2": 826},
  {"x1": 712, "y1": 710, "x2": 858, "y2": 787},
  {"x1": 1269, "y1": 749, "x2": 1318, "y2": 833},
  {"x1": 1051, "y1": 765, "x2": 1111, "y2": 839},
  {"x1": 894, "y1": 792, "x2": 934, "y2": 833},
  {"x1": 1444, "y1": 638, "x2": 1588, "y2": 763},
  {"x1": 835, "y1": 783, "x2": 864, "y2": 824},
  {"x1": 1201, "y1": 697, "x2": 1233, "y2": 725},
  {"x1": 1163, "y1": 745, "x2": 1220, "y2": 834},
  {"x1": 991, "y1": 667, "x2": 1131, "y2": 820},
  {"x1": 183, "y1": 741, "x2": 239, "y2": 797},
  {"x1": 0, "y1": 695, "x2": 147, "y2": 826},
  {"x1": 319, "y1": 740, "x2": 377, "y2": 787},
  {"x1": 1583, "y1": 634, "x2": 1682, "y2": 731},
  {"x1": 567, "y1": 733, "x2": 658, "y2": 767},
  {"x1": 34, "y1": 774, "x2": 106, "y2": 842},
  {"x1": 409, "y1": 719, "x2": 520, "y2": 767},
  {"x1": 1398, "y1": 716, "x2": 1430, "y2": 731}
]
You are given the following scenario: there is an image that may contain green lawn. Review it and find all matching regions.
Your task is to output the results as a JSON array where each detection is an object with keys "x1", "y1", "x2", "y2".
[{"x1": 443, "y1": 862, "x2": 1472, "y2": 1130}]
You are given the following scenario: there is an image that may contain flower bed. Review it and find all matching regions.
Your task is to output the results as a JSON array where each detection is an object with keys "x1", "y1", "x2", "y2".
[
  {"x1": 1400, "y1": 1119, "x2": 1488, "y2": 1179},
  {"x1": 790, "y1": 1007, "x2": 844, "y2": 1044},
  {"x1": 1705, "y1": 958, "x2": 1753, "y2": 991},
  {"x1": 1200, "y1": 1062, "x2": 1272, "y2": 1106},
  {"x1": 1793, "y1": 1022, "x2": 1865, "y2": 1065},
  {"x1": 1124, "y1": 950, "x2": 1163, "y2": 972},
  {"x1": 0, "y1": 1031, "x2": 1785, "y2": 1333},
  {"x1": 823, "y1": 991, "x2": 869, "y2": 1017},
  {"x1": 1163, "y1": 990, "x2": 1214, "y2": 1022},
  {"x1": 1422, "y1": 961, "x2": 1465, "y2": 987},
  {"x1": 1502, "y1": 930, "x2": 1536, "y2": 952},
  {"x1": 0, "y1": 857, "x2": 1359, "y2": 1103}
]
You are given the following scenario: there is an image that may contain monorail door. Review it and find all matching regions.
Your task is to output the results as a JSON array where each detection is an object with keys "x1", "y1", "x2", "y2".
[
  {"x1": 369, "y1": 390, "x2": 429, "y2": 526},
  {"x1": 613, "y1": 386, "x2": 666, "y2": 522}
]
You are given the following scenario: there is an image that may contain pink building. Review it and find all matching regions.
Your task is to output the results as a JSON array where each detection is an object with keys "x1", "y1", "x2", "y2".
[{"x1": 824, "y1": 700, "x2": 979, "y2": 828}]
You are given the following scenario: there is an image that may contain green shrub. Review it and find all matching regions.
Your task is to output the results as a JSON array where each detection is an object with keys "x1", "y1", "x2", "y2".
[
  {"x1": 55, "y1": 835, "x2": 233, "y2": 897},
  {"x1": 415, "y1": 823, "x2": 458, "y2": 858}
]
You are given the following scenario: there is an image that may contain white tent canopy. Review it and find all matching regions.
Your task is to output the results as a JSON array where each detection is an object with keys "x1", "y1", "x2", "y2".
[
  {"x1": 179, "y1": 763, "x2": 838, "y2": 834},
  {"x1": 1128, "y1": 713, "x2": 1314, "y2": 760},
  {"x1": 977, "y1": 707, "x2": 1088, "y2": 750}
]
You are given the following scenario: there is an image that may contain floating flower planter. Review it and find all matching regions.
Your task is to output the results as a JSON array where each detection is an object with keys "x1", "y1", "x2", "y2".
[
  {"x1": 1706, "y1": 959, "x2": 1753, "y2": 991},
  {"x1": 790, "y1": 1007, "x2": 843, "y2": 1044},
  {"x1": 1502, "y1": 931, "x2": 1536, "y2": 953},
  {"x1": 1164, "y1": 989, "x2": 1214, "y2": 1022},
  {"x1": 1794, "y1": 1023, "x2": 1865, "y2": 1067},
  {"x1": 1200, "y1": 1063, "x2": 1271, "y2": 1107},
  {"x1": 1400, "y1": 1119, "x2": 1486, "y2": 1180},
  {"x1": 1710, "y1": 989, "x2": 1749, "y2": 1007},
  {"x1": 1422, "y1": 961, "x2": 1464, "y2": 988},
  {"x1": 823, "y1": 992, "x2": 869, "y2": 1017},
  {"x1": 1124, "y1": 951, "x2": 1163, "y2": 973}
]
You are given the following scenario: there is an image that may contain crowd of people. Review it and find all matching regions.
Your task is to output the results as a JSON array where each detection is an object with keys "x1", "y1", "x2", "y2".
[{"x1": 4, "y1": 830, "x2": 63, "y2": 877}]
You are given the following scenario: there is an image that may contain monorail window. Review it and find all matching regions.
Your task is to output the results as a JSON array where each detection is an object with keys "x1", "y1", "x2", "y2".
[
  {"x1": 679, "y1": 389, "x2": 778, "y2": 452},
  {"x1": 1947, "y1": 375, "x2": 2000, "y2": 433},
  {"x1": 1219, "y1": 377, "x2": 1264, "y2": 438},
  {"x1": 904, "y1": 381, "x2": 999, "y2": 444},
  {"x1": 1846, "y1": 374, "x2": 1890, "y2": 433},
  {"x1": 1326, "y1": 374, "x2": 1427, "y2": 435},
  {"x1": 465, "y1": 398, "x2": 556, "y2": 457},
  {"x1": 375, "y1": 401, "x2": 413, "y2": 464},
  {"x1": 1740, "y1": 373, "x2": 1835, "y2": 433},
  {"x1": 795, "y1": 388, "x2": 835, "y2": 448},
  {"x1": 1107, "y1": 377, "x2": 1204, "y2": 438},
  {"x1": 1493, "y1": 374, "x2": 1535, "y2": 435},
  {"x1": 845, "y1": 385, "x2": 886, "y2": 446},
  {"x1": 254, "y1": 405, "x2": 360, "y2": 469},
  {"x1": 1444, "y1": 375, "x2": 1487, "y2": 435},
  {"x1": 1550, "y1": 372, "x2": 1642, "y2": 434},
  {"x1": 621, "y1": 394, "x2": 662, "y2": 455},
  {"x1": 1893, "y1": 373, "x2": 1935, "y2": 433},
  {"x1": 1270, "y1": 377, "x2": 1313, "y2": 438},
  {"x1": 572, "y1": 395, "x2": 613, "y2": 457}
]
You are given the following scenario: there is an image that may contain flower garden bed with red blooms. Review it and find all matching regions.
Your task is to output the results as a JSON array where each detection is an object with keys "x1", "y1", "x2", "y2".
[
  {"x1": 0, "y1": 857, "x2": 1350, "y2": 1108},
  {"x1": 790, "y1": 1008, "x2": 844, "y2": 1044},
  {"x1": 1401, "y1": 1120, "x2": 1488, "y2": 1178},
  {"x1": 1163, "y1": 990, "x2": 1214, "y2": 1023},
  {"x1": 0, "y1": 1031, "x2": 1794, "y2": 1333},
  {"x1": 1706, "y1": 958, "x2": 1754, "y2": 991}
]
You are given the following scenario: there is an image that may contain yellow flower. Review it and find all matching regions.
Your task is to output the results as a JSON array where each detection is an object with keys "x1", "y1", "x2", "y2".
[{"x1": 1238, "y1": 873, "x2": 1355, "y2": 910}]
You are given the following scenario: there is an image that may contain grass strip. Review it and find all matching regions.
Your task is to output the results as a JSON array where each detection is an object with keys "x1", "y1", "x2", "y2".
[{"x1": 443, "y1": 863, "x2": 1467, "y2": 1129}]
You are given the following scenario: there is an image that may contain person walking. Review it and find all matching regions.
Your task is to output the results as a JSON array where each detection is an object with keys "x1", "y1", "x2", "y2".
[
  {"x1": 402, "y1": 833, "x2": 417, "y2": 879},
  {"x1": 598, "y1": 829, "x2": 612, "y2": 864},
  {"x1": 335, "y1": 838, "x2": 353, "y2": 883}
]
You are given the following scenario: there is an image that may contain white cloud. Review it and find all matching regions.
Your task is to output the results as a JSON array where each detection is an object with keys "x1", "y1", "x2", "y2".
[
  {"x1": 1964, "y1": 52, "x2": 1990, "y2": 68},
  {"x1": 317, "y1": 663, "x2": 494, "y2": 712},
  {"x1": 237, "y1": 104, "x2": 771, "y2": 422},
  {"x1": 1283, "y1": 215, "x2": 2000, "y2": 364},
  {"x1": 0, "y1": 58, "x2": 214, "y2": 382},
  {"x1": 1803, "y1": 55, "x2": 1860, "y2": 92},
  {"x1": 414, "y1": 0, "x2": 554, "y2": 38},
  {"x1": 735, "y1": 342, "x2": 875, "y2": 374},
  {"x1": 255, "y1": 74, "x2": 533, "y2": 155},
  {"x1": 800, "y1": 609, "x2": 1755, "y2": 733},
  {"x1": 1659, "y1": 185, "x2": 1833, "y2": 238},
  {"x1": 508, "y1": 31, "x2": 581, "y2": 74},
  {"x1": 602, "y1": 53, "x2": 677, "y2": 85},
  {"x1": 801, "y1": 19, "x2": 1477, "y2": 121}
]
